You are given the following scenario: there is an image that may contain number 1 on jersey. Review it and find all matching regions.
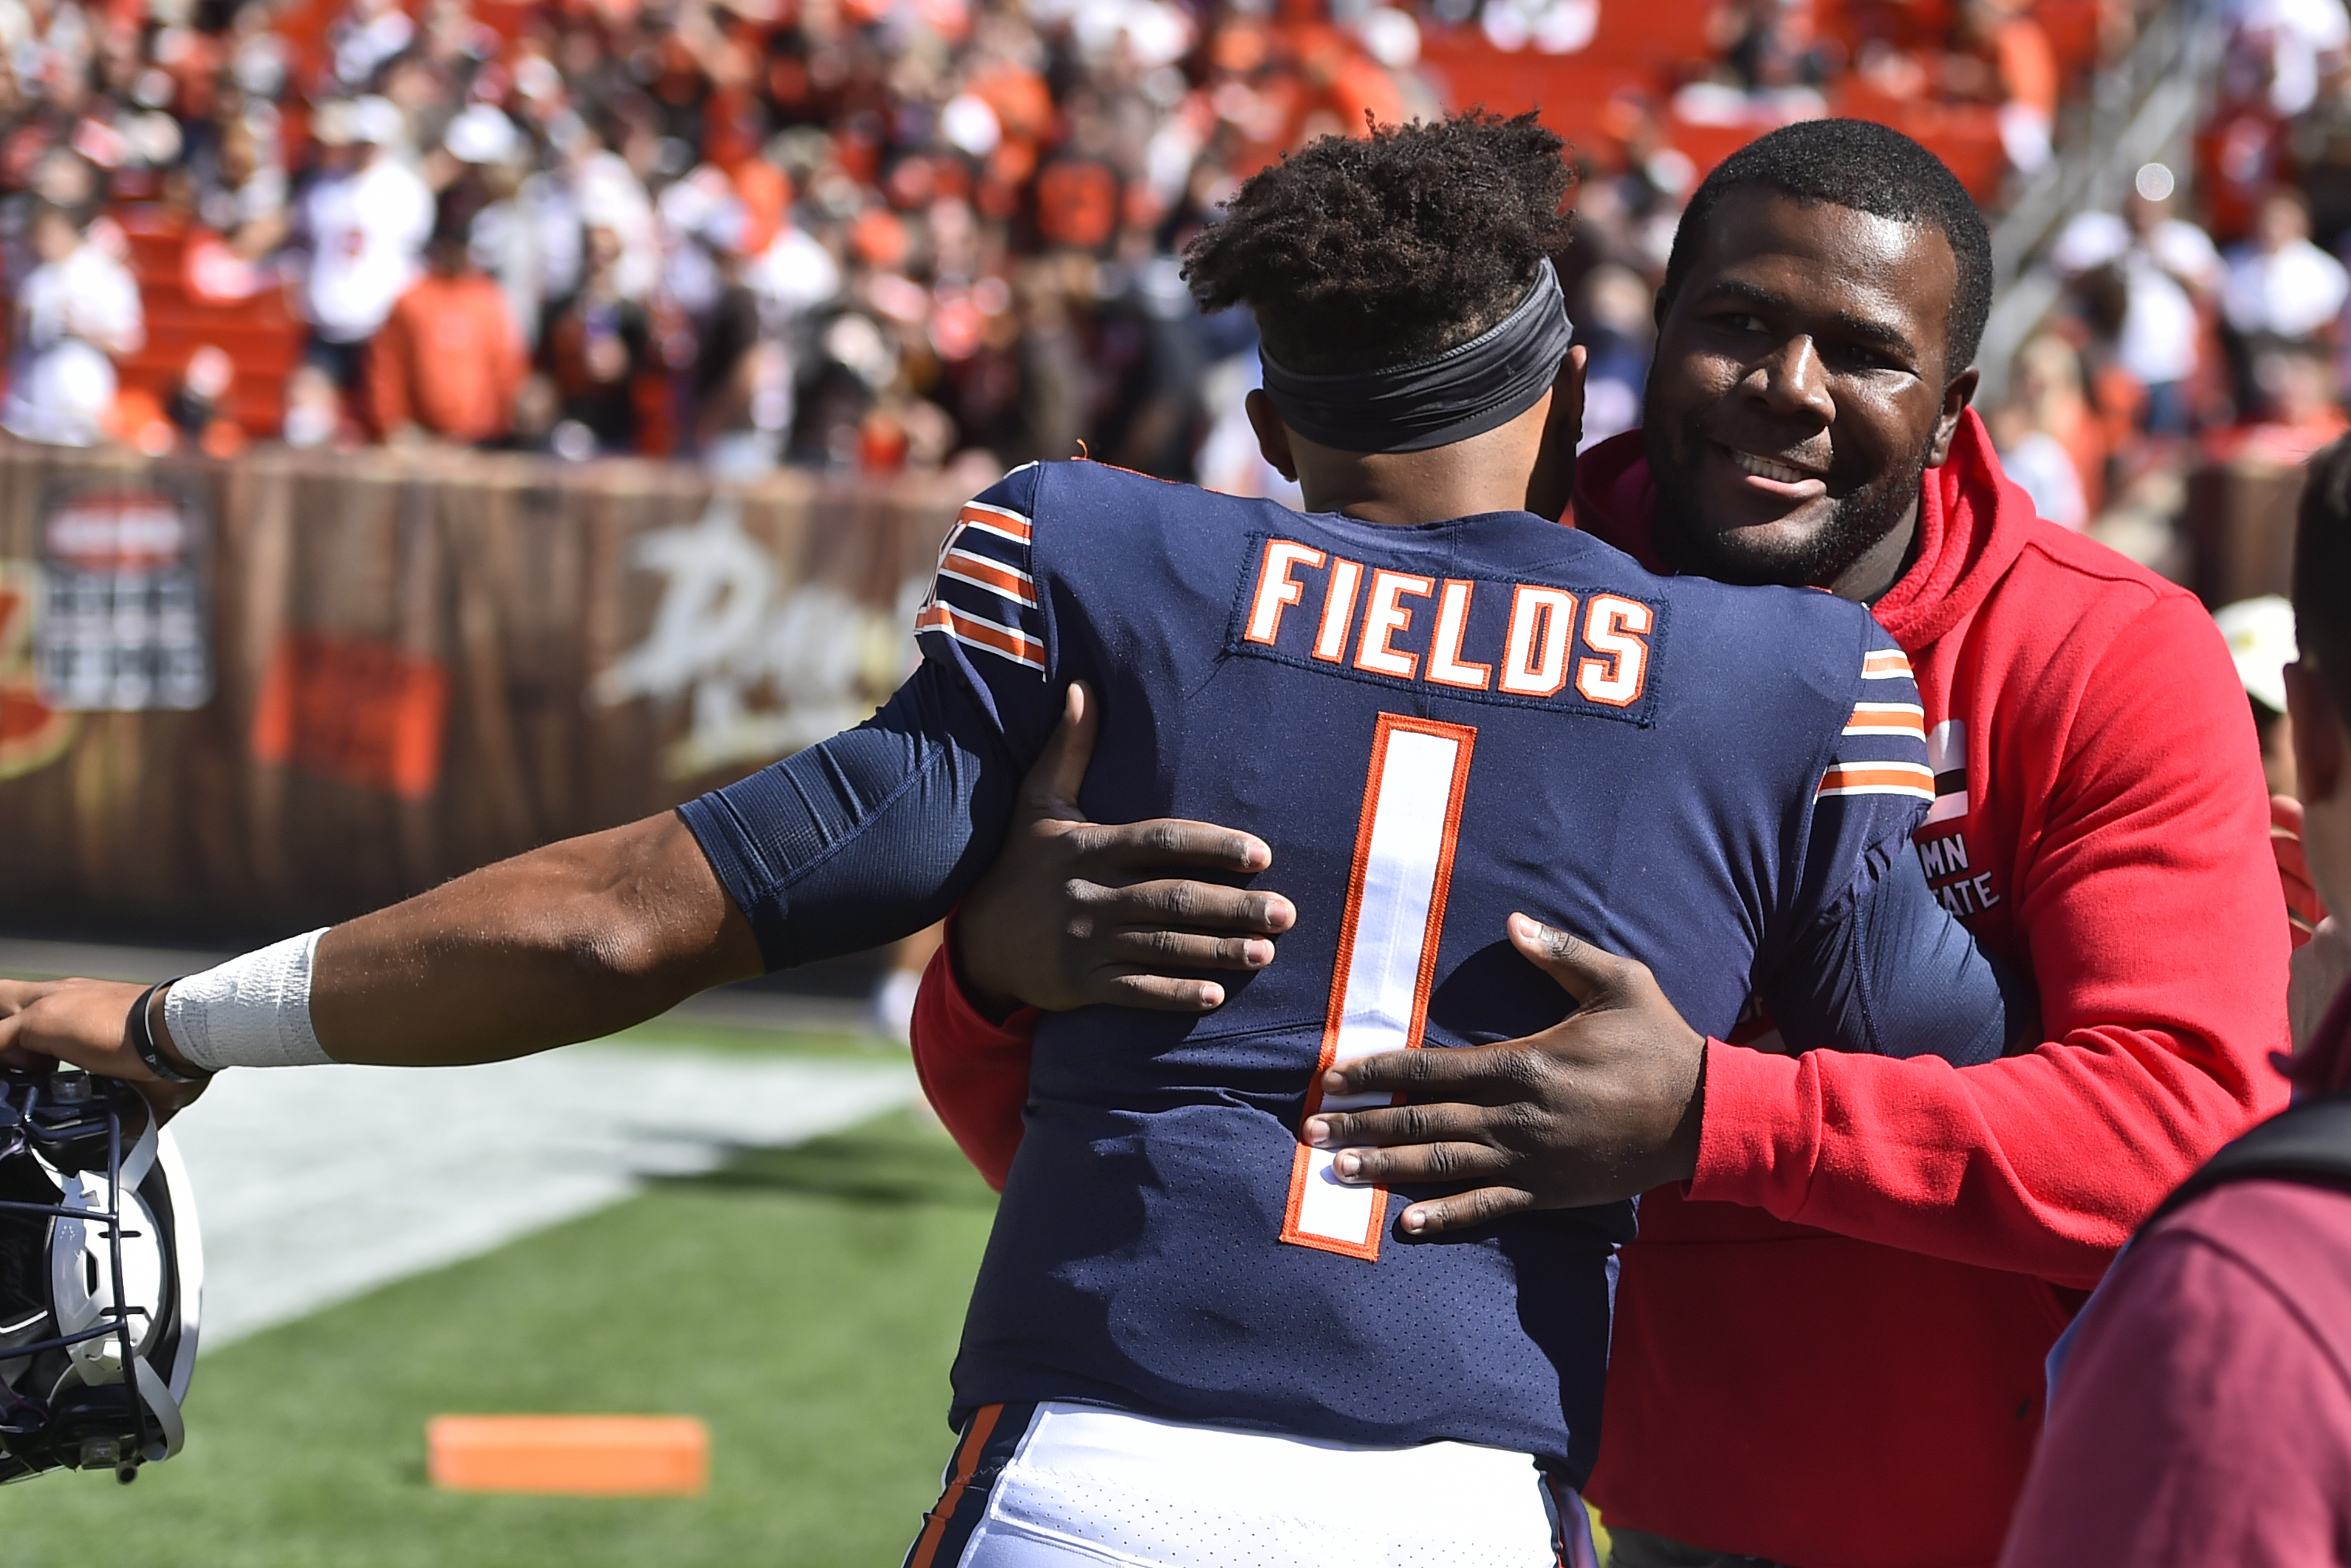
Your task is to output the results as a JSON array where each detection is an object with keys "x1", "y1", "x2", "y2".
[{"x1": 1282, "y1": 713, "x2": 1477, "y2": 1261}]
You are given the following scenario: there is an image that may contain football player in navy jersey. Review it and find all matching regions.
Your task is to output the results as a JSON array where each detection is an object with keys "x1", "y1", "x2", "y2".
[{"x1": 0, "y1": 115, "x2": 2026, "y2": 1566}]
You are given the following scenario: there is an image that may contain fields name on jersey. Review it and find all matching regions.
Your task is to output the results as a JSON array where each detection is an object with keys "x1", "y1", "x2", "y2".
[{"x1": 1234, "y1": 536, "x2": 1657, "y2": 714}]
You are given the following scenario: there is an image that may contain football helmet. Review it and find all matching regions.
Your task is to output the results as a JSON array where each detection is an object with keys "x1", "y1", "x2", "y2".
[{"x1": 0, "y1": 1064, "x2": 201, "y2": 1484}]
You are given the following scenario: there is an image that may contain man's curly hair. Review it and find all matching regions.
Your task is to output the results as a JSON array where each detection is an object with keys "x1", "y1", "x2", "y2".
[{"x1": 1182, "y1": 112, "x2": 1574, "y2": 375}]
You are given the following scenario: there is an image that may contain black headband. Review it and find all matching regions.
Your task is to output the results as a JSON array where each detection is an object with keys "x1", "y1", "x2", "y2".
[{"x1": 1258, "y1": 259, "x2": 1573, "y2": 454}]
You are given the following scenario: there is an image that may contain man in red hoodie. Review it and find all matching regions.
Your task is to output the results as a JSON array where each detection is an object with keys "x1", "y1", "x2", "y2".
[
  {"x1": 1993, "y1": 442, "x2": 2351, "y2": 1568},
  {"x1": 905, "y1": 120, "x2": 2292, "y2": 1566}
]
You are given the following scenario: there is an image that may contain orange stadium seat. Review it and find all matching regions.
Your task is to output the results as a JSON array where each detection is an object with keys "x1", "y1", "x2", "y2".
[
  {"x1": 1421, "y1": 29, "x2": 2010, "y2": 202},
  {"x1": 109, "y1": 204, "x2": 302, "y2": 438},
  {"x1": 1418, "y1": 34, "x2": 1658, "y2": 159}
]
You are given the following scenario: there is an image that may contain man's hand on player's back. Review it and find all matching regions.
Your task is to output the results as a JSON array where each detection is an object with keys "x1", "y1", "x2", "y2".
[
  {"x1": 1306, "y1": 916, "x2": 1708, "y2": 1223},
  {"x1": 953, "y1": 682, "x2": 1295, "y2": 1018}
]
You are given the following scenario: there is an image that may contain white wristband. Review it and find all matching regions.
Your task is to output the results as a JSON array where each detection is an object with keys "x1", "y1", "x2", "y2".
[{"x1": 163, "y1": 929, "x2": 336, "y2": 1071}]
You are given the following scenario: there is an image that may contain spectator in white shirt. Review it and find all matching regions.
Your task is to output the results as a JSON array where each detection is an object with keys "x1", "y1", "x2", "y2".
[
  {"x1": 2054, "y1": 176, "x2": 2224, "y2": 436},
  {"x1": 2227, "y1": 0, "x2": 2351, "y2": 116},
  {"x1": 297, "y1": 94, "x2": 433, "y2": 391},
  {"x1": 2223, "y1": 187, "x2": 2349, "y2": 416},
  {"x1": 2, "y1": 202, "x2": 145, "y2": 448},
  {"x1": 2225, "y1": 187, "x2": 2350, "y2": 341}
]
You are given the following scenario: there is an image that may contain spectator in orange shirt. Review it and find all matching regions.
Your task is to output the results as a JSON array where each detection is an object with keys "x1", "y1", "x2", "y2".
[
  {"x1": 1952, "y1": 0, "x2": 2059, "y2": 173},
  {"x1": 368, "y1": 183, "x2": 528, "y2": 446}
]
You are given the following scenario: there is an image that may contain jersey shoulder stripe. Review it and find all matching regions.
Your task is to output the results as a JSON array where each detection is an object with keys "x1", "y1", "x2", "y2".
[
  {"x1": 1843, "y1": 701, "x2": 1926, "y2": 739},
  {"x1": 937, "y1": 546, "x2": 1038, "y2": 608},
  {"x1": 1818, "y1": 761, "x2": 1935, "y2": 799},
  {"x1": 956, "y1": 498, "x2": 1032, "y2": 544},
  {"x1": 917, "y1": 482, "x2": 1049, "y2": 679},
  {"x1": 915, "y1": 601, "x2": 1047, "y2": 671},
  {"x1": 1817, "y1": 641, "x2": 1930, "y2": 800}
]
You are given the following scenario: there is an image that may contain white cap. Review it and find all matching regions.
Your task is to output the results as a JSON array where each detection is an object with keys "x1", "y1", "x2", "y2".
[
  {"x1": 443, "y1": 103, "x2": 518, "y2": 165},
  {"x1": 2215, "y1": 594, "x2": 2299, "y2": 714},
  {"x1": 2049, "y1": 210, "x2": 2129, "y2": 274},
  {"x1": 347, "y1": 95, "x2": 406, "y2": 148}
]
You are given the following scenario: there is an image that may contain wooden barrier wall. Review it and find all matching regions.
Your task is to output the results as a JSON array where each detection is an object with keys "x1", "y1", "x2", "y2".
[
  {"x1": 2185, "y1": 458, "x2": 2305, "y2": 610},
  {"x1": 0, "y1": 438, "x2": 966, "y2": 934}
]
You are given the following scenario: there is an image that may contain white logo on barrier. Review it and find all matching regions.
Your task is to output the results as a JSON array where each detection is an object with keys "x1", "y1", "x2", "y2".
[{"x1": 590, "y1": 500, "x2": 927, "y2": 779}]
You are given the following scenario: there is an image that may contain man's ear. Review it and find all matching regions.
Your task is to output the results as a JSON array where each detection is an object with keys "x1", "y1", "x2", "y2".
[
  {"x1": 1925, "y1": 366, "x2": 1981, "y2": 467},
  {"x1": 2290, "y1": 659, "x2": 2346, "y2": 807},
  {"x1": 1245, "y1": 389, "x2": 1299, "y2": 482},
  {"x1": 1525, "y1": 344, "x2": 1587, "y2": 522}
]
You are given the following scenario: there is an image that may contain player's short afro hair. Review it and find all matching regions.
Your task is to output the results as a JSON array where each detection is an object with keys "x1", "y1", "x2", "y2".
[
  {"x1": 1659, "y1": 118, "x2": 1994, "y2": 375},
  {"x1": 1182, "y1": 111, "x2": 1575, "y2": 374}
]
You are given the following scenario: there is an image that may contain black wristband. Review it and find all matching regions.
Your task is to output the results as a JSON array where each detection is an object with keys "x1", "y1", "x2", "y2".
[{"x1": 128, "y1": 982, "x2": 209, "y2": 1084}]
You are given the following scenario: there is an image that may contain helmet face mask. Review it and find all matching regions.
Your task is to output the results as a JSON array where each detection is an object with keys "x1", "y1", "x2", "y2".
[{"x1": 0, "y1": 1067, "x2": 201, "y2": 1485}]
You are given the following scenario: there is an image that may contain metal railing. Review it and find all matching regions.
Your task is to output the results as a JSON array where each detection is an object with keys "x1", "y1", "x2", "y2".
[{"x1": 1973, "y1": 0, "x2": 2223, "y2": 406}]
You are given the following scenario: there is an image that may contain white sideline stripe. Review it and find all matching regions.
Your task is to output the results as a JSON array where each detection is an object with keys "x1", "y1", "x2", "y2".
[
  {"x1": 166, "y1": 1046, "x2": 916, "y2": 1347},
  {"x1": 1292, "y1": 728, "x2": 1457, "y2": 1248}
]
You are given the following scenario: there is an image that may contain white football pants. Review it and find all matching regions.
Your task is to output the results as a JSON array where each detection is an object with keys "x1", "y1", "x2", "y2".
[{"x1": 909, "y1": 1401, "x2": 1596, "y2": 1568}]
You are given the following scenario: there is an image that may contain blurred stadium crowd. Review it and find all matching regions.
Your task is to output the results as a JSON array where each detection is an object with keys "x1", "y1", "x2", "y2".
[
  {"x1": 1993, "y1": 0, "x2": 2351, "y2": 544},
  {"x1": 0, "y1": 0, "x2": 2218, "y2": 489}
]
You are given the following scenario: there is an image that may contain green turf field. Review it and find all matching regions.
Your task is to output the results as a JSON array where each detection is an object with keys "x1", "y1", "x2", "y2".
[{"x1": 0, "y1": 1058, "x2": 995, "y2": 1568}]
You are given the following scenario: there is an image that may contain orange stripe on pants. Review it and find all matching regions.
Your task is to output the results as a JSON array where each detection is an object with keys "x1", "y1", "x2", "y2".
[{"x1": 907, "y1": 1404, "x2": 1006, "y2": 1568}]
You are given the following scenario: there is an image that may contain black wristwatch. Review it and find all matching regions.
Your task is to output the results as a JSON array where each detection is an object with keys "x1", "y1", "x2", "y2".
[{"x1": 128, "y1": 982, "x2": 210, "y2": 1084}]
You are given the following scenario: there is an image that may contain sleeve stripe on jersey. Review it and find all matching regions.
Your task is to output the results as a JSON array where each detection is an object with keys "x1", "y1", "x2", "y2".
[
  {"x1": 938, "y1": 547, "x2": 1039, "y2": 608},
  {"x1": 1842, "y1": 701, "x2": 1926, "y2": 739},
  {"x1": 1817, "y1": 762, "x2": 1935, "y2": 799},
  {"x1": 1860, "y1": 649, "x2": 1915, "y2": 680},
  {"x1": 956, "y1": 500, "x2": 1032, "y2": 546},
  {"x1": 917, "y1": 602, "x2": 1047, "y2": 672}
]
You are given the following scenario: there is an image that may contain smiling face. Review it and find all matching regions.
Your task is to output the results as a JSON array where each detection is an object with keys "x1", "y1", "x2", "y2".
[{"x1": 1642, "y1": 185, "x2": 1977, "y2": 597}]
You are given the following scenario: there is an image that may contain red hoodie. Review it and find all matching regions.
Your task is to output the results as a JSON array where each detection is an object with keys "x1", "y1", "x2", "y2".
[{"x1": 907, "y1": 413, "x2": 2291, "y2": 1567}]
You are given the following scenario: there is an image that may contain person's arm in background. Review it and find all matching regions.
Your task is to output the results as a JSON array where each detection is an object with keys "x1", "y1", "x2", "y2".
[
  {"x1": 909, "y1": 940, "x2": 1031, "y2": 1190},
  {"x1": 907, "y1": 619, "x2": 2037, "y2": 1191}
]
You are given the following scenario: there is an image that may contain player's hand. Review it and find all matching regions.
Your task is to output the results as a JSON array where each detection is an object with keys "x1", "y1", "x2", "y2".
[
  {"x1": 953, "y1": 682, "x2": 1297, "y2": 1016},
  {"x1": 0, "y1": 977, "x2": 210, "y2": 1121},
  {"x1": 1300, "y1": 913, "x2": 1706, "y2": 1233}
]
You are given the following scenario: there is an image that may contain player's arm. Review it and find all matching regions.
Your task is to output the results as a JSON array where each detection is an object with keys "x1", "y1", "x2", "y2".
[
  {"x1": 0, "y1": 806, "x2": 763, "y2": 1076},
  {"x1": 1759, "y1": 827, "x2": 2036, "y2": 1065},
  {"x1": 0, "y1": 812, "x2": 754, "y2": 1077},
  {"x1": 0, "y1": 659, "x2": 1024, "y2": 1080},
  {"x1": 5, "y1": 469, "x2": 1073, "y2": 1086},
  {"x1": 1757, "y1": 653, "x2": 2041, "y2": 1066}
]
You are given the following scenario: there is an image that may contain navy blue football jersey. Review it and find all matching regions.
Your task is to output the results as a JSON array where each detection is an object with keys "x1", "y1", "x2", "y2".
[{"x1": 907, "y1": 460, "x2": 1955, "y2": 1482}]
